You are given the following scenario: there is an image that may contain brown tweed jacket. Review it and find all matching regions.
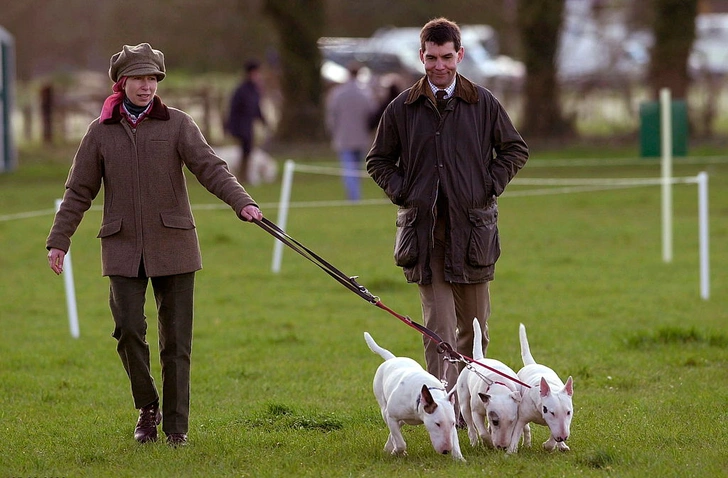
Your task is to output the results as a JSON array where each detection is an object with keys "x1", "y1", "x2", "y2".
[{"x1": 46, "y1": 96, "x2": 257, "y2": 277}]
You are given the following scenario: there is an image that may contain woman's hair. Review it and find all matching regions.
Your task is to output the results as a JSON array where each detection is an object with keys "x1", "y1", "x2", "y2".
[{"x1": 420, "y1": 17, "x2": 461, "y2": 51}]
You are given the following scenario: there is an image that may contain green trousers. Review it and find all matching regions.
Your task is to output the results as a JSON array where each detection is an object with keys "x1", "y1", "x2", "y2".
[{"x1": 109, "y1": 271, "x2": 195, "y2": 435}]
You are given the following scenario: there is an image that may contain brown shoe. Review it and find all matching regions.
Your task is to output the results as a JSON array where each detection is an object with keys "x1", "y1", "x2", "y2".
[
  {"x1": 134, "y1": 402, "x2": 161, "y2": 443},
  {"x1": 166, "y1": 433, "x2": 188, "y2": 447}
]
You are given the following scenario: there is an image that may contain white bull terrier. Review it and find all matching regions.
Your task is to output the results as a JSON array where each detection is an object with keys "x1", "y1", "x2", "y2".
[
  {"x1": 364, "y1": 332, "x2": 464, "y2": 461},
  {"x1": 456, "y1": 318, "x2": 522, "y2": 450},
  {"x1": 507, "y1": 323, "x2": 574, "y2": 453}
]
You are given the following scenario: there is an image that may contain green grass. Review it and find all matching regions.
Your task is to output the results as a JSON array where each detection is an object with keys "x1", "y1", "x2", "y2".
[{"x1": 1, "y1": 143, "x2": 727, "y2": 477}]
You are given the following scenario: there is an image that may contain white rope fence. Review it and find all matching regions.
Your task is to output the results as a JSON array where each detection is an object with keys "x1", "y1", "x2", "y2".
[{"x1": 270, "y1": 160, "x2": 710, "y2": 303}]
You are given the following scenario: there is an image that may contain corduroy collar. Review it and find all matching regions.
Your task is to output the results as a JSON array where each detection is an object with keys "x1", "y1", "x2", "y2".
[
  {"x1": 102, "y1": 95, "x2": 170, "y2": 124},
  {"x1": 405, "y1": 73, "x2": 479, "y2": 105}
]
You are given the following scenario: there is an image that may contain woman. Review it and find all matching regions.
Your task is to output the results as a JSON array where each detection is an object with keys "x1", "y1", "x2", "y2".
[{"x1": 46, "y1": 43, "x2": 263, "y2": 447}]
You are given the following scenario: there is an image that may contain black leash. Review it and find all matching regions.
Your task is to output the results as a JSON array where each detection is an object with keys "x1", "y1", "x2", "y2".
[{"x1": 252, "y1": 217, "x2": 531, "y2": 389}]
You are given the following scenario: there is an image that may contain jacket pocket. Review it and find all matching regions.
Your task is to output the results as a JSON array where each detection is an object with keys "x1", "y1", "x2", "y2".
[
  {"x1": 393, "y1": 207, "x2": 418, "y2": 267},
  {"x1": 466, "y1": 205, "x2": 500, "y2": 267},
  {"x1": 160, "y1": 212, "x2": 196, "y2": 230},
  {"x1": 97, "y1": 217, "x2": 122, "y2": 238}
]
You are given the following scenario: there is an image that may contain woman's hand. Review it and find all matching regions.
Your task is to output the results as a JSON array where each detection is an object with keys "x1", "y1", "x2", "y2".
[
  {"x1": 240, "y1": 204, "x2": 263, "y2": 222},
  {"x1": 48, "y1": 248, "x2": 66, "y2": 275}
]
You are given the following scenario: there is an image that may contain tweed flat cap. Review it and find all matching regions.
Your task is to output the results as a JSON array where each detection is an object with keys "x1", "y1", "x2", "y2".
[{"x1": 109, "y1": 43, "x2": 166, "y2": 82}]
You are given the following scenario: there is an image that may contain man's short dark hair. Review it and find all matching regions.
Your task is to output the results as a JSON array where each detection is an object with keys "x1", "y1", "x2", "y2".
[
  {"x1": 245, "y1": 59, "x2": 261, "y2": 74},
  {"x1": 420, "y1": 17, "x2": 461, "y2": 52}
]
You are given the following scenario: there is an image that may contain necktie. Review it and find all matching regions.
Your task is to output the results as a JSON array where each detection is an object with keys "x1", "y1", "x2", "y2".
[{"x1": 435, "y1": 90, "x2": 447, "y2": 114}]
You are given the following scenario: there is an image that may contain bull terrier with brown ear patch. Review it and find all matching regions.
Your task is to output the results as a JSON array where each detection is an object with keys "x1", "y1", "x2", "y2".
[
  {"x1": 364, "y1": 332, "x2": 465, "y2": 461},
  {"x1": 507, "y1": 323, "x2": 574, "y2": 453}
]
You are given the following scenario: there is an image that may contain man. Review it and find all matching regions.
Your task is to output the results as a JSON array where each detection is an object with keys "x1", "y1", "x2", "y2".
[
  {"x1": 325, "y1": 61, "x2": 375, "y2": 201},
  {"x1": 227, "y1": 59, "x2": 267, "y2": 183},
  {"x1": 46, "y1": 43, "x2": 263, "y2": 447},
  {"x1": 366, "y1": 18, "x2": 529, "y2": 392}
]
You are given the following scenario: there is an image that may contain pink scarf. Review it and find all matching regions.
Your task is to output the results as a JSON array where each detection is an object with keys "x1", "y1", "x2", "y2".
[{"x1": 100, "y1": 77, "x2": 127, "y2": 121}]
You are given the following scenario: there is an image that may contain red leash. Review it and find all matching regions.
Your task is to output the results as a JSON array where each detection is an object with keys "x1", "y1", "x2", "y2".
[
  {"x1": 254, "y1": 217, "x2": 530, "y2": 389},
  {"x1": 374, "y1": 300, "x2": 531, "y2": 388}
]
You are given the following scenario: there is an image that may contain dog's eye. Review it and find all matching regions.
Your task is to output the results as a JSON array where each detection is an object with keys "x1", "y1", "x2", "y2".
[
  {"x1": 543, "y1": 406, "x2": 548, "y2": 414},
  {"x1": 435, "y1": 422, "x2": 441, "y2": 428},
  {"x1": 492, "y1": 419, "x2": 500, "y2": 427}
]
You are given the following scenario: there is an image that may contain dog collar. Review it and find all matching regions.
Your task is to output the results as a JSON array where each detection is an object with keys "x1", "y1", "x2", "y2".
[{"x1": 486, "y1": 381, "x2": 513, "y2": 393}]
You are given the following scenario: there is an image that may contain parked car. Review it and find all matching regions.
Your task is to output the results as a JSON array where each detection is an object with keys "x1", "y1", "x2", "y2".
[{"x1": 318, "y1": 36, "x2": 416, "y2": 86}]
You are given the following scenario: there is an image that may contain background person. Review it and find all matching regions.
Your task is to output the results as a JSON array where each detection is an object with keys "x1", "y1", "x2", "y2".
[
  {"x1": 368, "y1": 78, "x2": 403, "y2": 131},
  {"x1": 46, "y1": 43, "x2": 263, "y2": 447},
  {"x1": 325, "y1": 61, "x2": 376, "y2": 201},
  {"x1": 366, "y1": 18, "x2": 529, "y2": 396},
  {"x1": 226, "y1": 59, "x2": 268, "y2": 183}
]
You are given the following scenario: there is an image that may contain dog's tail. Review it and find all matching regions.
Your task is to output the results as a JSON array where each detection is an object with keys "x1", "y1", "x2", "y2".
[
  {"x1": 519, "y1": 323, "x2": 536, "y2": 366},
  {"x1": 364, "y1": 332, "x2": 396, "y2": 361},
  {"x1": 472, "y1": 318, "x2": 486, "y2": 360}
]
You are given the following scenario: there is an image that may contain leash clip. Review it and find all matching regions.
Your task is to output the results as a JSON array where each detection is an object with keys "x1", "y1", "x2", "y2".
[
  {"x1": 349, "y1": 275, "x2": 379, "y2": 303},
  {"x1": 436, "y1": 341, "x2": 464, "y2": 364}
]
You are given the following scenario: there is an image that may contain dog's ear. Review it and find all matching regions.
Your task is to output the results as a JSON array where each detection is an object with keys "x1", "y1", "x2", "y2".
[
  {"x1": 421, "y1": 385, "x2": 438, "y2": 414},
  {"x1": 477, "y1": 392, "x2": 491, "y2": 404},
  {"x1": 447, "y1": 388, "x2": 457, "y2": 405},
  {"x1": 564, "y1": 376, "x2": 574, "y2": 396},
  {"x1": 539, "y1": 377, "x2": 552, "y2": 398}
]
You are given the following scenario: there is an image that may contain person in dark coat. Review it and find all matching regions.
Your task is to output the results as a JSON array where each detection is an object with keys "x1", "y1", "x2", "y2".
[
  {"x1": 226, "y1": 59, "x2": 267, "y2": 183},
  {"x1": 366, "y1": 18, "x2": 529, "y2": 394},
  {"x1": 46, "y1": 43, "x2": 263, "y2": 447}
]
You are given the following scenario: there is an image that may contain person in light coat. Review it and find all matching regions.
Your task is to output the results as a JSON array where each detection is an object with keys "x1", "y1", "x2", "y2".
[
  {"x1": 46, "y1": 43, "x2": 263, "y2": 447},
  {"x1": 326, "y1": 61, "x2": 376, "y2": 201}
]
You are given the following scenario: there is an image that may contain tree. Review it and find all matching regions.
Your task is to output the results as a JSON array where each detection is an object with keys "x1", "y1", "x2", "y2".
[
  {"x1": 263, "y1": 0, "x2": 326, "y2": 142},
  {"x1": 647, "y1": 0, "x2": 697, "y2": 100},
  {"x1": 515, "y1": 0, "x2": 573, "y2": 139}
]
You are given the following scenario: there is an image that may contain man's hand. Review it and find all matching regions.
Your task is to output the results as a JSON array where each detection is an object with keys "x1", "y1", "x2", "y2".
[
  {"x1": 48, "y1": 248, "x2": 66, "y2": 275},
  {"x1": 240, "y1": 204, "x2": 263, "y2": 222}
]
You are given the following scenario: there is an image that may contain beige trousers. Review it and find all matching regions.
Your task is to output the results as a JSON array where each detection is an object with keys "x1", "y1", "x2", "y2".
[{"x1": 418, "y1": 215, "x2": 491, "y2": 391}]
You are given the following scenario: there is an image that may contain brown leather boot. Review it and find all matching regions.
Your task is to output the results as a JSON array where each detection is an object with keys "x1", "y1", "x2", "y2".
[{"x1": 134, "y1": 401, "x2": 162, "y2": 443}]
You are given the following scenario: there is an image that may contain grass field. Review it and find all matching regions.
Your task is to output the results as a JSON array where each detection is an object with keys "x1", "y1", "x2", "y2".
[{"x1": 1, "y1": 142, "x2": 727, "y2": 477}]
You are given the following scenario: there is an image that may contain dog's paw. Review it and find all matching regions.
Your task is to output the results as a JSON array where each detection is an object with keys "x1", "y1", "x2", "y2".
[{"x1": 543, "y1": 439, "x2": 570, "y2": 452}]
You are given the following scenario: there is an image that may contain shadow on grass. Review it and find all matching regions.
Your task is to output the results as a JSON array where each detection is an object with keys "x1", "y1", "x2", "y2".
[
  {"x1": 245, "y1": 402, "x2": 344, "y2": 432},
  {"x1": 579, "y1": 448, "x2": 617, "y2": 470},
  {"x1": 625, "y1": 326, "x2": 728, "y2": 349}
]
